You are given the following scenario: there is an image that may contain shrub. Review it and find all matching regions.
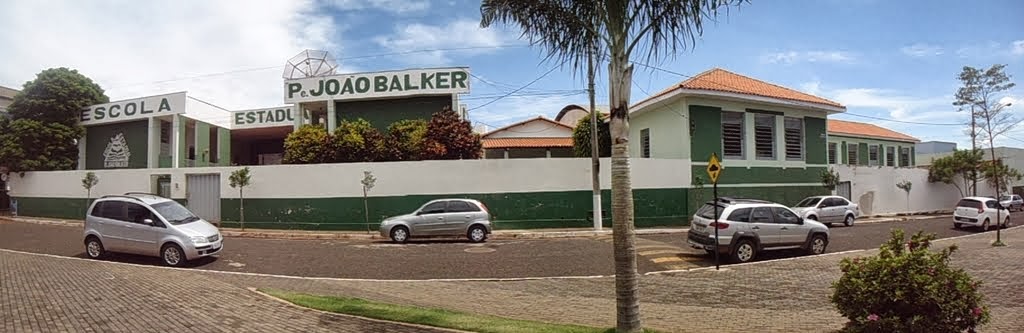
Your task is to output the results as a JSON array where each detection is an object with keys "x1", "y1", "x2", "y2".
[
  {"x1": 830, "y1": 229, "x2": 990, "y2": 333},
  {"x1": 283, "y1": 125, "x2": 334, "y2": 164}
]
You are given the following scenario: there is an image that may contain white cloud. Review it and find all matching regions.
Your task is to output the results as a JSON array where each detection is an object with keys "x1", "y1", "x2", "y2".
[
  {"x1": 373, "y1": 19, "x2": 518, "y2": 66},
  {"x1": 325, "y1": 0, "x2": 430, "y2": 14},
  {"x1": 900, "y1": 43, "x2": 944, "y2": 57},
  {"x1": 468, "y1": 94, "x2": 585, "y2": 128},
  {"x1": 0, "y1": 0, "x2": 347, "y2": 113},
  {"x1": 760, "y1": 51, "x2": 855, "y2": 65},
  {"x1": 1012, "y1": 40, "x2": 1024, "y2": 56},
  {"x1": 799, "y1": 80, "x2": 822, "y2": 95}
]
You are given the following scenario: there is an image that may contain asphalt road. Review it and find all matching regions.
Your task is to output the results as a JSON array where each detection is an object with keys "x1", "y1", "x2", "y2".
[{"x1": 0, "y1": 213, "x2": 1014, "y2": 280}]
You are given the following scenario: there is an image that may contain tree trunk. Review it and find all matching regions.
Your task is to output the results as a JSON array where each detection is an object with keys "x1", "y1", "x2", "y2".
[
  {"x1": 588, "y1": 41, "x2": 602, "y2": 231},
  {"x1": 240, "y1": 189, "x2": 245, "y2": 231},
  {"x1": 608, "y1": 54, "x2": 641, "y2": 332},
  {"x1": 989, "y1": 144, "x2": 1002, "y2": 243}
]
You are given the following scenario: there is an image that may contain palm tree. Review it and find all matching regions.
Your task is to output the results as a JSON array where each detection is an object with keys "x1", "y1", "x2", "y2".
[{"x1": 480, "y1": 1, "x2": 747, "y2": 332}]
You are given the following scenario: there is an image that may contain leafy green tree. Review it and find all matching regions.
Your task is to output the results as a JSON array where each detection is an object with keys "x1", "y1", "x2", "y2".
[
  {"x1": 422, "y1": 106, "x2": 482, "y2": 160},
  {"x1": 955, "y1": 64, "x2": 1016, "y2": 245},
  {"x1": 571, "y1": 112, "x2": 611, "y2": 157},
  {"x1": 481, "y1": 2, "x2": 747, "y2": 330},
  {"x1": 81, "y1": 171, "x2": 99, "y2": 202},
  {"x1": 229, "y1": 167, "x2": 252, "y2": 230},
  {"x1": 0, "y1": 67, "x2": 108, "y2": 172},
  {"x1": 283, "y1": 125, "x2": 334, "y2": 164},
  {"x1": 385, "y1": 119, "x2": 429, "y2": 161},
  {"x1": 981, "y1": 159, "x2": 1022, "y2": 194},
  {"x1": 927, "y1": 149, "x2": 983, "y2": 198},
  {"x1": 333, "y1": 118, "x2": 392, "y2": 162}
]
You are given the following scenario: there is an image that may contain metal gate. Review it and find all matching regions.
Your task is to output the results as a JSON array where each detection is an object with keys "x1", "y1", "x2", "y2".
[
  {"x1": 837, "y1": 181, "x2": 852, "y2": 201},
  {"x1": 186, "y1": 173, "x2": 221, "y2": 224}
]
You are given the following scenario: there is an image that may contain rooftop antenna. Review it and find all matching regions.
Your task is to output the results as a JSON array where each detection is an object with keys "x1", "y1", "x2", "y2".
[{"x1": 282, "y1": 49, "x2": 339, "y2": 80}]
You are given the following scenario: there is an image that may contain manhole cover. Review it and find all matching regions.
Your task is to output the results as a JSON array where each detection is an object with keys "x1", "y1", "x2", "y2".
[{"x1": 464, "y1": 247, "x2": 496, "y2": 253}]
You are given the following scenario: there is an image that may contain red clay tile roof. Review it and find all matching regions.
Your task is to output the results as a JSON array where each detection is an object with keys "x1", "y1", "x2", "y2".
[
  {"x1": 481, "y1": 137, "x2": 574, "y2": 149},
  {"x1": 481, "y1": 116, "x2": 573, "y2": 138},
  {"x1": 634, "y1": 68, "x2": 845, "y2": 109},
  {"x1": 828, "y1": 119, "x2": 919, "y2": 143}
]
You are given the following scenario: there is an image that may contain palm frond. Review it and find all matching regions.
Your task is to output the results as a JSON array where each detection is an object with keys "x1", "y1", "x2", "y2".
[{"x1": 480, "y1": 0, "x2": 604, "y2": 76}]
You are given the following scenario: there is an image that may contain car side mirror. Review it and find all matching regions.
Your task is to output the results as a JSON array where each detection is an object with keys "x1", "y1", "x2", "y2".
[
  {"x1": 142, "y1": 218, "x2": 155, "y2": 225},
  {"x1": 798, "y1": 218, "x2": 805, "y2": 225}
]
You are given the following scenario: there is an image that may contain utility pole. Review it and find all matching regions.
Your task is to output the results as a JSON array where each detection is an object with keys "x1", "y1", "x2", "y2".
[
  {"x1": 588, "y1": 38, "x2": 602, "y2": 231},
  {"x1": 971, "y1": 104, "x2": 978, "y2": 196}
]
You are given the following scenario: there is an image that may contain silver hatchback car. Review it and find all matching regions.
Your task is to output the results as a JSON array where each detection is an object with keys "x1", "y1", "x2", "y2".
[
  {"x1": 83, "y1": 193, "x2": 223, "y2": 267},
  {"x1": 379, "y1": 198, "x2": 493, "y2": 243}
]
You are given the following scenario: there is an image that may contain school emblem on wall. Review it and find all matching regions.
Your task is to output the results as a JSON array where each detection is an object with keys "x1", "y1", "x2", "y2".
[{"x1": 103, "y1": 133, "x2": 131, "y2": 168}]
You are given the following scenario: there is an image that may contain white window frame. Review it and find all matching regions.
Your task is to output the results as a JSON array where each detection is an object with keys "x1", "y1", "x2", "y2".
[
  {"x1": 886, "y1": 146, "x2": 895, "y2": 166},
  {"x1": 754, "y1": 114, "x2": 775, "y2": 160},
  {"x1": 900, "y1": 147, "x2": 910, "y2": 167},
  {"x1": 784, "y1": 116, "x2": 803, "y2": 161},
  {"x1": 847, "y1": 143, "x2": 858, "y2": 165},
  {"x1": 868, "y1": 145, "x2": 880, "y2": 166},
  {"x1": 721, "y1": 111, "x2": 745, "y2": 160},
  {"x1": 827, "y1": 142, "x2": 837, "y2": 164},
  {"x1": 640, "y1": 128, "x2": 651, "y2": 158}
]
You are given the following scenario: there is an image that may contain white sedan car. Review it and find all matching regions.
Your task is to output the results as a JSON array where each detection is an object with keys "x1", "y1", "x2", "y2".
[
  {"x1": 954, "y1": 196, "x2": 1011, "y2": 230},
  {"x1": 791, "y1": 195, "x2": 861, "y2": 227}
]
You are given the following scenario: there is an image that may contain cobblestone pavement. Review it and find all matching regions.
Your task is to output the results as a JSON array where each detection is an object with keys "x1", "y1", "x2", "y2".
[
  {"x1": 200, "y1": 227, "x2": 1024, "y2": 333},
  {"x1": 0, "y1": 250, "x2": 456, "y2": 333}
]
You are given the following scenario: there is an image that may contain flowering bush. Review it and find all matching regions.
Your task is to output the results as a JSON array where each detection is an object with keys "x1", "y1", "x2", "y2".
[{"x1": 831, "y1": 229, "x2": 990, "y2": 333}]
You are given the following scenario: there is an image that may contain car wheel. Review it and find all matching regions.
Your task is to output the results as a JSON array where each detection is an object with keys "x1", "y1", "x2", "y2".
[
  {"x1": 731, "y1": 239, "x2": 756, "y2": 263},
  {"x1": 981, "y1": 219, "x2": 990, "y2": 231},
  {"x1": 1003, "y1": 216, "x2": 1011, "y2": 229},
  {"x1": 807, "y1": 234, "x2": 828, "y2": 255},
  {"x1": 843, "y1": 214, "x2": 855, "y2": 227},
  {"x1": 390, "y1": 226, "x2": 410, "y2": 244},
  {"x1": 954, "y1": 223, "x2": 963, "y2": 229},
  {"x1": 467, "y1": 225, "x2": 487, "y2": 243},
  {"x1": 85, "y1": 236, "x2": 106, "y2": 259},
  {"x1": 161, "y1": 243, "x2": 187, "y2": 267},
  {"x1": 807, "y1": 215, "x2": 818, "y2": 222}
]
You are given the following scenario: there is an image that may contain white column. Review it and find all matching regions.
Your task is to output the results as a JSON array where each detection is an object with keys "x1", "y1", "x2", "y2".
[
  {"x1": 546, "y1": 149, "x2": 551, "y2": 158},
  {"x1": 503, "y1": 149, "x2": 509, "y2": 159},
  {"x1": 293, "y1": 103, "x2": 302, "y2": 130},
  {"x1": 147, "y1": 117, "x2": 159, "y2": 168},
  {"x1": 77, "y1": 130, "x2": 87, "y2": 170},
  {"x1": 172, "y1": 115, "x2": 181, "y2": 168},
  {"x1": 327, "y1": 98, "x2": 337, "y2": 132}
]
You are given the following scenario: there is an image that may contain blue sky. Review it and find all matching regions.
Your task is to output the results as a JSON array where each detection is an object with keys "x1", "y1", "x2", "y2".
[{"x1": 2, "y1": 0, "x2": 1022, "y2": 148}]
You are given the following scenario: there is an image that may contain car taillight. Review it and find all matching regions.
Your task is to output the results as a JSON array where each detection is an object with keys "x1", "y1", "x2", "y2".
[
  {"x1": 978, "y1": 206, "x2": 985, "y2": 213},
  {"x1": 709, "y1": 221, "x2": 730, "y2": 229}
]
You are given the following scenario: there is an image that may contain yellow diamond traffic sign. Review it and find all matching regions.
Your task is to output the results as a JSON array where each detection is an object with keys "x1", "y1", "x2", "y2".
[{"x1": 706, "y1": 153, "x2": 723, "y2": 184}]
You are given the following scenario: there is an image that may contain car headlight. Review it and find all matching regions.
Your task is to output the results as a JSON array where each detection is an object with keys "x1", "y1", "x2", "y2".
[{"x1": 190, "y1": 236, "x2": 207, "y2": 244}]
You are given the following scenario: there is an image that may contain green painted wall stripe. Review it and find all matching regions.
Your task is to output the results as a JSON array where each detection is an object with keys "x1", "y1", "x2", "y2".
[
  {"x1": 690, "y1": 165, "x2": 826, "y2": 185},
  {"x1": 176, "y1": 115, "x2": 187, "y2": 168},
  {"x1": 689, "y1": 104, "x2": 722, "y2": 164},
  {"x1": 195, "y1": 121, "x2": 210, "y2": 167},
  {"x1": 217, "y1": 127, "x2": 231, "y2": 167}
]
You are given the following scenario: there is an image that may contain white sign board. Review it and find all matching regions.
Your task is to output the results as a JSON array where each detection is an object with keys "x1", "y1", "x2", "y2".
[
  {"x1": 283, "y1": 67, "x2": 470, "y2": 104},
  {"x1": 79, "y1": 92, "x2": 186, "y2": 126},
  {"x1": 232, "y1": 106, "x2": 309, "y2": 129}
]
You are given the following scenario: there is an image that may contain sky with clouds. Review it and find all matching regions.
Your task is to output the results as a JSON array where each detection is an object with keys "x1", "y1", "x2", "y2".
[{"x1": 1, "y1": 0, "x2": 1023, "y2": 149}]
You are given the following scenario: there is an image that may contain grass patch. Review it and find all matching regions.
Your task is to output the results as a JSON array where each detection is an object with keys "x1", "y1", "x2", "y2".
[{"x1": 258, "y1": 288, "x2": 661, "y2": 333}]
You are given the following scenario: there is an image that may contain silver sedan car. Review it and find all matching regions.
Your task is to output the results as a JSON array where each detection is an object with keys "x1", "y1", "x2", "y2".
[{"x1": 379, "y1": 198, "x2": 493, "y2": 243}]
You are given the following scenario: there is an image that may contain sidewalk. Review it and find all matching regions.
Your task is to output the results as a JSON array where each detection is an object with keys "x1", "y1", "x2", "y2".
[
  {"x1": 0, "y1": 212, "x2": 948, "y2": 241},
  {"x1": 208, "y1": 225, "x2": 1024, "y2": 333}
]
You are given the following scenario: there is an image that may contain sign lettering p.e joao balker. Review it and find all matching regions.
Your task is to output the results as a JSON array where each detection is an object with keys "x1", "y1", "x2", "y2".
[
  {"x1": 283, "y1": 67, "x2": 470, "y2": 104},
  {"x1": 79, "y1": 92, "x2": 186, "y2": 126}
]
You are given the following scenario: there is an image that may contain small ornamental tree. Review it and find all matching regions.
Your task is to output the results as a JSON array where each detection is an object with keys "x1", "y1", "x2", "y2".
[
  {"x1": 571, "y1": 112, "x2": 611, "y2": 157},
  {"x1": 81, "y1": 172, "x2": 99, "y2": 207},
  {"x1": 360, "y1": 170, "x2": 376, "y2": 233},
  {"x1": 831, "y1": 229, "x2": 990, "y2": 333},
  {"x1": 821, "y1": 167, "x2": 841, "y2": 191},
  {"x1": 927, "y1": 149, "x2": 983, "y2": 198},
  {"x1": 423, "y1": 106, "x2": 482, "y2": 160},
  {"x1": 896, "y1": 180, "x2": 912, "y2": 213},
  {"x1": 283, "y1": 125, "x2": 334, "y2": 164},
  {"x1": 229, "y1": 167, "x2": 252, "y2": 230}
]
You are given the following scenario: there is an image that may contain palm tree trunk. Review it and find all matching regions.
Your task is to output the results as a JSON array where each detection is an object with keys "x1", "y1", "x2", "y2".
[{"x1": 608, "y1": 53, "x2": 641, "y2": 332}]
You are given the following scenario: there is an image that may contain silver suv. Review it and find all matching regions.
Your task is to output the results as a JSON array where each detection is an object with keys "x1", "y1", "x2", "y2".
[
  {"x1": 83, "y1": 193, "x2": 223, "y2": 267},
  {"x1": 379, "y1": 198, "x2": 493, "y2": 243},
  {"x1": 687, "y1": 198, "x2": 831, "y2": 263}
]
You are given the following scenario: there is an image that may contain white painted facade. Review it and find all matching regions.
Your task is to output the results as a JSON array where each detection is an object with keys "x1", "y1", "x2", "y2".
[
  {"x1": 483, "y1": 118, "x2": 572, "y2": 139},
  {"x1": 833, "y1": 164, "x2": 996, "y2": 216},
  {"x1": 9, "y1": 158, "x2": 692, "y2": 200}
]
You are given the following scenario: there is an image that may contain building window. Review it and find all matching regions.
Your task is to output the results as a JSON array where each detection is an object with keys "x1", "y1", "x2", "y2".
[
  {"x1": 886, "y1": 146, "x2": 895, "y2": 166},
  {"x1": 828, "y1": 142, "x2": 837, "y2": 164},
  {"x1": 868, "y1": 145, "x2": 879, "y2": 166},
  {"x1": 900, "y1": 147, "x2": 910, "y2": 167},
  {"x1": 640, "y1": 128, "x2": 651, "y2": 158},
  {"x1": 847, "y1": 143, "x2": 858, "y2": 165},
  {"x1": 754, "y1": 114, "x2": 775, "y2": 160},
  {"x1": 784, "y1": 117, "x2": 803, "y2": 161},
  {"x1": 722, "y1": 111, "x2": 744, "y2": 159}
]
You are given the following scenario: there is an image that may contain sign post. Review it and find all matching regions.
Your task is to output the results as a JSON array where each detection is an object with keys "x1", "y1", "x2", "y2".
[{"x1": 706, "y1": 153, "x2": 723, "y2": 270}]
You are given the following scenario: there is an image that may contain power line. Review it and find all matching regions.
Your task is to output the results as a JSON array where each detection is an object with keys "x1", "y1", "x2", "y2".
[{"x1": 467, "y1": 64, "x2": 563, "y2": 112}]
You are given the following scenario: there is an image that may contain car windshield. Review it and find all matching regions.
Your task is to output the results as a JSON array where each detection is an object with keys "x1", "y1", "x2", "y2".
[
  {"x1": 151, "y1": 201, "x2": 200, "y2": 225},
  {"x1": 695, "y1": 203, "x2": 725, "y2": 220},
  {"x1": 795, "y1": 197, "x2": 821, "y2": 207},
  {"x1": 1000, "y1": 195, "x2": 1012, "y2": 201}
]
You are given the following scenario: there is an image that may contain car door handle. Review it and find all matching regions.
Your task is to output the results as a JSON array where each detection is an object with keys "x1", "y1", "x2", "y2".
[
  {"x1": 751, "y1": 226, "x2": 760, "y2": 230},
  {"x1": 437, "y1": 217, "x2": 444, "y2": 220},
  {"x1": 781, "y1": 227, "x2": 789, "y2": 230}
]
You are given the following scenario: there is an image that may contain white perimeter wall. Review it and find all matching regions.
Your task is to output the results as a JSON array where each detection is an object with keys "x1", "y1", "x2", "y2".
[
  {"x1": 9, "y1": 158, "x2": 692, "y2": 200},
  {"x1": 834, "y1": 165, "x2": 996, "y2": 216}
]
